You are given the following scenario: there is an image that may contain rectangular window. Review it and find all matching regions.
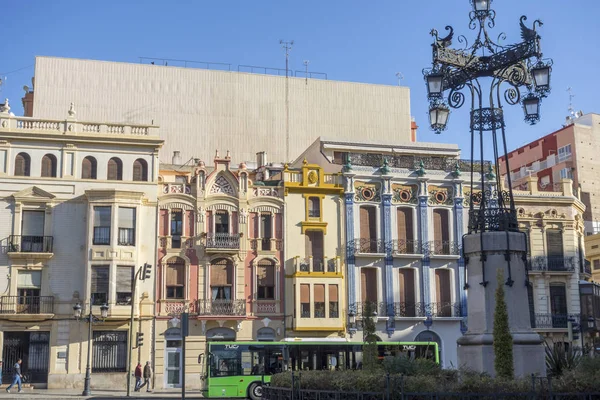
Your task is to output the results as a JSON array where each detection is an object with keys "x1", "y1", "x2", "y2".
[
  {"x1": 118, "y1": 207, "x2": 136, "y2": 246},
  {"x1": 92, "y1": 331, "x2": 127, "y2": 372},
  {"x1": 21, "y1": 210, "x2": 45, "y2": 252},
  {"x1": 560, "y1": 168, "x2": 573, "y2": 180},
  {"x1": 166, "y1": 262, "x2": 185, "y2": 299},
  {"x1": 91, "y1": 266, "x2": 109, "y2": 305},
  {"x1": 260, "y1": 213, "x2": 272, "y2": 251},
  {"x1": 314, "y1": 284, "x2": 325, "y2": 318},
  {"x1": 300, "y1": 284, "x2": 310, "y2": 318},
  {"x1": 305, "y1": 231, "x2": 324, "y2": 271},
  {"x1": 116, "y1": 266, "x2": 133, "y2": 305},
  {"x1": 329, "y1": 285, "x2": 339, "y2": 318},
  {"x1": 308, "y1": 197, "x2": 320, "y2": 218},
  {"x1": 171, "y1": 210, "x2": 183, "y2": 249},
  {"x1": 215, "y1": 211, "x2": 229, "y2": 234},
  {"x1": 594, "y1": 260, "x2": 600, "y2": 270},
  {"x1": 93, "y1": 207, "x2": 111, "y2": 245},
  {"x1": 257, "y1": 262, "x2": 275, "y2": 300},
  {"x1": 17, "y1": 271, "x2": 41, "y2": 314},
  {"x1": 558, "y1": 144, "x2": 572, "y2": 162}
]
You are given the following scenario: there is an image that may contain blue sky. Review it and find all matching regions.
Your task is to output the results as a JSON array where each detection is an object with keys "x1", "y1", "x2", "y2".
[{"x1": 2, "y1": 0, "x2": 599, "y2": 158}]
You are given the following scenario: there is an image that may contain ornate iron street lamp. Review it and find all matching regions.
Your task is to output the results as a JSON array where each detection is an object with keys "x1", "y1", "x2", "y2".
[
  {"x1": 424, "y1": 0, "x2": 553, "y2": 234},
  {"x1": 73, "y1": 300, "x2": 109, "y2": 396}
]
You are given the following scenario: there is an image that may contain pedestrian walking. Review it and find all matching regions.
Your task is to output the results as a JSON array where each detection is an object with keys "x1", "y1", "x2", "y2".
[
  {"x1": 134, "y1": 362, "x2": 143, "y2": 392},
  {"x1": 6, "y1": 359, "x2": 23, "y2": 393},
  {"x1": 138, "y1": 361, "x2": 153, "y2": 392}
]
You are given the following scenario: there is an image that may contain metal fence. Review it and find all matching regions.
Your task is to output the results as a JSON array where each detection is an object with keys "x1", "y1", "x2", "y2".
[{"x1": 92, "y1": 331, "x2": 127, "y2": 373}]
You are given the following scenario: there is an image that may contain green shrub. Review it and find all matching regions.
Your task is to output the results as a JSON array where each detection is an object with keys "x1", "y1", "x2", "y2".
[
  {"x1": 493, "y1": 269, "x2": 514, "y2": 380},
  {"x1": 545, "y1": 340, "x2": 582, "y2": 377}
]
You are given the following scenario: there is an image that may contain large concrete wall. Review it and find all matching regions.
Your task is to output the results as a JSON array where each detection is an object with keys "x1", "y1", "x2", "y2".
[{"x1": 31, "y1": 56, "x2": 412, "y2": 164}]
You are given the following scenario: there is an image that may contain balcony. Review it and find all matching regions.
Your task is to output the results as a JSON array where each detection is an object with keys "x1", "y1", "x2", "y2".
[
  {"x1": 351, "y1": 301, "x2": 462, "y2": 318},
  {"x1": 527, "y1": 256, "x2": 576, "y2": 273},
  {"x1": 0, "y1": 296, "x2": 54, "y2": 318},
  {"x1": 352, "y1": 238, "x2": 385, "y2": 255},
  {"x1": 158, "y1": 300, "x2": 196, "y2": 316},
  {"x1": 250, "y1": 238, "x2": 282, "y2": 252},
  {"x1": 294, "y1": 256, "x2": 341, "y2": 273},
  {"x1": 391, "y1": 240, "x2": 422, "y2": 256},
  {"x1": 197, "y1": 299, "x2": 246, "y2": 316},
  {"x1": 429, "y1": 240, "x2": 460, "y2": 256},
  {"x1": 204, "y1": 233, "x2": 240, "y2": 252},
  {"x1": 532, "y1": 313, "x2": 580, "y2": 329},
  {"x1": 162, "y1": 183, "x2": 192, "y2": 195},
  {"x1": 6, "y1": 236, "x2": 54, "y2": 261},
  {"x1": 254, "y1": 301, "x2": 279, "y2": 315}
]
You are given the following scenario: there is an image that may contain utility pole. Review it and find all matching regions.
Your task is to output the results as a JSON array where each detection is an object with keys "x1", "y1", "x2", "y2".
[
  {"x1": 280, "y1": 40, "x2": 294, "y2": 162},
  {"x1": 303, "y1": 60, "x2": 310, "y2": 85}
]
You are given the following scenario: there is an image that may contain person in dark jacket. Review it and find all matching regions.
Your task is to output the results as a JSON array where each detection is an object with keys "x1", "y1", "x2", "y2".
[
  {"x1": 6, "y1": 359, "x2": 22, "y2": 393},
  {"x1": 134, "y1": 363, "x2": 143, "y2": 392},
  {"x1": 138, "y1": 361, "x2": 153, "y2": 392}
]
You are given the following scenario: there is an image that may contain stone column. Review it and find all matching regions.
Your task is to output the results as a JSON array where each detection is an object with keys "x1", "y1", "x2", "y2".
[
  {"x1": 344, "y1": 172, "x2": 357, "y2": 328},
  {"x1": 457, "y1": 231, "x2": 545, "y2": 377},
  {"x1": 417, "y1": 178, "x2": 431, "y2": 305}
]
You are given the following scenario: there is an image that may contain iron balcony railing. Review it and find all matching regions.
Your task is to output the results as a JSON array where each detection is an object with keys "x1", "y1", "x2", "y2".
[
  {"x1": 528, "y1": 256, "x2": 576, "y2": 272},
  {"x1": 428, "y1": 240, "x2": 460, "y2": 256},
  {"x1": 391, "y1": 239, "x2": 422, "y2": 255},
  {"x1": 197, "y1": 299, "x2": 246, "y2": 316},
  {"x1": 353, "y1": 238, "x2": 385, "y2": 254},
  {"x1": 532, "y1": 313, "x2": 580, "y2": 329},
  {"x1": 0, "y1": 296, "x2": 54, "y2": 314},
  {"x1": 8, "y1": 235, "x2": 53, "y2": 253},
  {"x1": 352, "y1": 302, "x2": 462, "y2": 318},
  {"x1": 205, "y1": 233, "x2": 240, "y2": 250}
]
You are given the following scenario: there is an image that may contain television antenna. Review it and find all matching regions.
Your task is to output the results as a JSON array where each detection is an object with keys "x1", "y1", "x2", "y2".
[
  {"x1": 395, "y1": 72, "x2": 404, "y2": 86},
  {"x1": 303, "y1": 60, "x2": 310, "y2": 85}
]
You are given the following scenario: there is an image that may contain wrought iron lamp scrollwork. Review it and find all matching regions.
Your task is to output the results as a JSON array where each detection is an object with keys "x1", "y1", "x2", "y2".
[{"x1": 424, "y1": 0, "x2": 553, "y2": 233}]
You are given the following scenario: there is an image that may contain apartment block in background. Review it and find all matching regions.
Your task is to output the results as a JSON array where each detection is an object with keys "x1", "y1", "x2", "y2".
[{"x1": 499, "y1": 113, "x2": 600, "y2": 235}]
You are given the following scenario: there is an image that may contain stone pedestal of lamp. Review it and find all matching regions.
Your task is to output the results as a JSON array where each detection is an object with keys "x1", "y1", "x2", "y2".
[{"x1": 457, "y1": 231, "x2": 546, "y2": 377}]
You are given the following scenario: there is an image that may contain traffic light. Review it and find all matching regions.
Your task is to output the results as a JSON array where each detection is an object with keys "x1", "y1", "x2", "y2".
[
  {"x1": 136, "y1": 332, "x2": 144, "y2": 348},
  {"x1": 142, "y1": 263, "x2": 152, "y2": 281},
  {"x1": 568, "y1": 317, "x2": 580, "y2": 342}
]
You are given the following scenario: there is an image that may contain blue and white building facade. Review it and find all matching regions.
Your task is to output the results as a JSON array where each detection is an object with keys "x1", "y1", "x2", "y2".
[{"x1": 313, "y1": 139, "x2": 468, "y2": 367}]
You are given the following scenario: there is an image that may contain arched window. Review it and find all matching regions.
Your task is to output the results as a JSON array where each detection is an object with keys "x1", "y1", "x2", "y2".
[
  {"x1": 14, "y1": 153, "x2": 31, "y2": 177},
  {"x1": 165, "y1": 257, "x2": 185, "y2": 299},
  {"x1": 132, "y1": 158, "x2": 148, "y2": 182},
  {"x1": 41, "y1": 154, "x2": 57, "y2": 178},
  {"x1": 414, "y1": 330, "x2": 442, "y2": 364},
  {"x1": 82, "y1": 156, "x2": 97, "y2": 179},
  {"x1": 107, "y1": 157, "x2": 123, "y2": 181},
  {"x1": 211, "y1": 258, "x2": 233, "y2": 300}
]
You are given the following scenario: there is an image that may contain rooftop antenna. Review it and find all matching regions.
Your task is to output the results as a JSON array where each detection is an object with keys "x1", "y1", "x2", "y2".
[
  {"x1": 395, "y1": 72, "x2": 404, "y2": 86},
  {"x1": 280, "y1": 40, "x2": 294, "y2": 162},
  {"x1": 565, "y1": 87, "x2": 582, "y2": 125},
  {"x1": 303, "y1": 60, "x2": 310, "y2": 85}
]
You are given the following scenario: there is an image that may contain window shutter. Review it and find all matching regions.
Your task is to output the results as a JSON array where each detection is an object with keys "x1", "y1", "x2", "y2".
[
  {"x1": 41, "y1": 155, "x2": 55, "y2": 177},
  {"x1": 397, "y1": 208, "x2": 413, "y2": 241},
  {"x1": 329, "y1": 285, "x2": 338, "y2": 302},
  {"x1": 133, "y1": 159, "x2": 147, "y2": 181},
  {"x1": 312, "y1": 231, "x2": 324, "y2": 261},
  {"x1": 399, "y1": 269, "x2": 415, "y2": 305},
  {"x1": 314, "y1": 285, "x2": 325, "y2": 303},
  {"x1": 211, "y1": 259, "x2": 231, "y2": 286},
  {"x1": 116, "y1": 266, "x2": 133, "y2": 293},
  {"x1": 546, "y1": 230, "x2": 564, "y2": 257},
  {"x1": 305, "y1": 233, "x2": 313, "y2": 257},
  {"x1": 22, "y1": 211, "x2": 45, "y2": 236},
  {"x1": 231, "y1": 211, "x2": 238, "y2": 235},
  {"x1": 14, "y1": 154, "x2": 29, "y2": 176},
  {"x1": 275, "y1": 213, "x2": 282, "y2": 238},
  {"x1": 82, "y1": 157, "x2": 93, "y2": 179},
  {"x1": 91, "y1": 266, "x2": 109, "y2": 293},
  {"x1": 360, "y1": 207, "x2": 376, "y2": 239},
  {"x1": 361, "y1": 268, "x2": 377, "y2": 303},
  {"x1": 166, "y1": 259, "x2": 185, "y2": 286},
  {"x1": 257, "y1": 260, "x2": 275, "y2": 286},
  {"x1": 300, "y1": 284, "x2": 310, "y2": 302},
  {"x1": 107, "y1": 158, "x2": 122, "y2": 180},
  {"x1": 433, "y1": 209, "x2": 450, "y2": 242},
  {"x1": 250, "y1": 213, "x2": 259, "y2": 238},
  {"x1": 361, "y1": 269, "x2": 367, "y2": 302},
  {"x1": 118, "y1": 208, "x2": 135, "y2": 229},
  {"x1": 17, "y1": 271, "x2": 42, "y2": 289},
  {"x1": 435, "y1": 269, "x2": 451, "y2": 303},
  {"x1": 159, "y1": 209, "x2": 169, "y2": 236}
]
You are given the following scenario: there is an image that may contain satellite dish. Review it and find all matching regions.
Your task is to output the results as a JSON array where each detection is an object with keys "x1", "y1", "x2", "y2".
[{"x1": 23, "y1": 85, "x2": 29, "y2": 93}]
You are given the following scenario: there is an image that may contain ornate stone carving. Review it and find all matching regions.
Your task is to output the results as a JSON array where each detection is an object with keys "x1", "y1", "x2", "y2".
[
  {"x1": 428, "y1": 185, "x2": 453, "y2": 206},
  {"x1": 354, "y1": 182, "x2": 381, "y2": 203},
  {"x1": 209, "y1": 175, "x2": 235, "y2": 196},
  {"x1": 392, "y1": 184, "x2": 418, "y2": 204}
]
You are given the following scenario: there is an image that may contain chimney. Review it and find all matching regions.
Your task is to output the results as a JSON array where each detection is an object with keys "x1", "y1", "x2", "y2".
[
  {"x1": 257, "y1": 152, "x2": 267, "y2": 168},
  {"x1": 172, "y1": 151, "x2": 182, "y2": 165},
  {"x1": 410, "y1": 117, "x2": 418, "y2": 142}
]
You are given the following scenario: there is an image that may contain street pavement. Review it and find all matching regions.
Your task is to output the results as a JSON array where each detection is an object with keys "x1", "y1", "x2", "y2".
[{"x1": 1, "y1": 388, "x2": 207, "y2": 399}]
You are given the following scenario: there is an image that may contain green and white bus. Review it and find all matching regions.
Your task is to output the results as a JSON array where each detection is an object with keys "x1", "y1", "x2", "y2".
[{"x1": 201, "y1": 340, "x2": 439, "y2": 399}]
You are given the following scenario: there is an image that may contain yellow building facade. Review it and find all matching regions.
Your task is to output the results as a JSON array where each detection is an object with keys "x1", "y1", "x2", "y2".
[{"x1": 283, "y1": 160, "x2": 345, "y2": 340}]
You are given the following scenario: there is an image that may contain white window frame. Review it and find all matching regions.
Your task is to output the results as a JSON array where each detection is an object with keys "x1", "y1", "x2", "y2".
[
  {"x1": 558, "y1": 145, "x2": 572, "y2": 162},
  {"x1": 559, "y1": 168, "x2": 573, "y2": 180}
]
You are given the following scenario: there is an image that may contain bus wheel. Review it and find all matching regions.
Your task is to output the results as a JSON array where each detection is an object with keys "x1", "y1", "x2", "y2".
[{"x1": 248, "y1": 382, "x2": 263, "y2": 400}]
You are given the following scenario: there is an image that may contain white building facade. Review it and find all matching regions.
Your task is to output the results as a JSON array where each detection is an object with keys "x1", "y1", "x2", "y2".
[{"x1": 0, "y1": 103, "x2": 162, "y2": 388}]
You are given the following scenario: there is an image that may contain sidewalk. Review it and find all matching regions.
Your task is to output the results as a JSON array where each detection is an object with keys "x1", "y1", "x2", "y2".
[{"x1": 1, "y1": 388, "x2": 206, "y2": 399}]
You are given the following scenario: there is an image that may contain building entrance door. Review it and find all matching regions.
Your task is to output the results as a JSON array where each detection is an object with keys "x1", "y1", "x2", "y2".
[
  {"x1": 2, "y1": 331, "x2": 50, "y2": 384},
  {"x1": 164, "y1": 339, "x2": 182, "y2": 388}
]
